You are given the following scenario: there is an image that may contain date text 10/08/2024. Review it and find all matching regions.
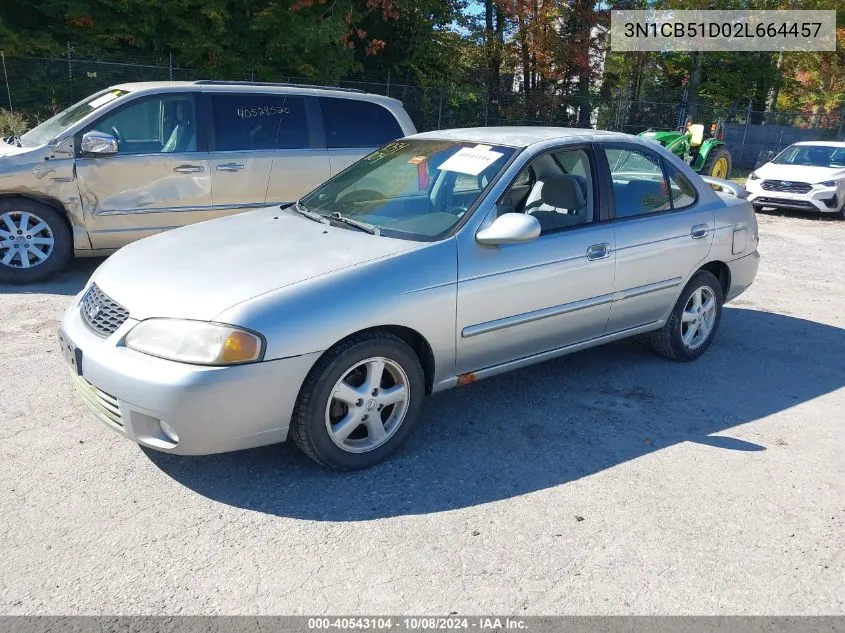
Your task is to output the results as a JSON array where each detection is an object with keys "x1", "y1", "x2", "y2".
[{"x1": 307, "y1": 617, "x2": 529, "y2": 631}]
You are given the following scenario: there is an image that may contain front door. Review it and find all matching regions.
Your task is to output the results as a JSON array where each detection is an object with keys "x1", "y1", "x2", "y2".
[
  {"x1": 456, "y1": 145, "x2": 616, "y2": 374},
  {"x1": 75, "y1": 93, "x2": 212, "y2": 250},
  {"x1": 601, "y1": 144, "x2": 715, "y2": 334}
]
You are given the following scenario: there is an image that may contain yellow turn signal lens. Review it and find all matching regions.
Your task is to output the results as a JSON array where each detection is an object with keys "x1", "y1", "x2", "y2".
[{"x1": 221, "y1": 331, "x2": 261, "y2": 364}]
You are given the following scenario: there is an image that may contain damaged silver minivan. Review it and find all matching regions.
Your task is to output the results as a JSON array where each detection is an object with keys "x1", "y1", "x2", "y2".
[{"x1": 0, "y1": 81, "x2": 415, "y2": 283}]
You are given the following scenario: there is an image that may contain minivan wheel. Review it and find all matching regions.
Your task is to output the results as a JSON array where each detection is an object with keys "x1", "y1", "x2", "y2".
[
  {"x1": 646, "y1": 270, "x2": 723, "y2": 362},
  {"x1": 290, "y1": 331, "x2": 425, "y2": 469},
  {"x1": 0, "y1": 199, "x2": 72, "y2": 284}
]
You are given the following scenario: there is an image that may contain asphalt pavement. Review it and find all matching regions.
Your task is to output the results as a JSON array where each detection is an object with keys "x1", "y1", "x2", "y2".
[{"x1": 1, "y1": 211, "x2": 843, "y2": 614}]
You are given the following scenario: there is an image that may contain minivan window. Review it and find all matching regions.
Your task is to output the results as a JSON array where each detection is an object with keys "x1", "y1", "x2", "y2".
[
  {"x1": 90, "y1": 94, "x2": 198, "y2": 154},
  {"x1": 20, "y1": 88, "x2": 130, "y2": 147},
  {"x1": 320, "y1": 97, "x2": 403, "y2": 149},
  {"x1": 211, "y1": 94, "x2": 310, "y2": 151}
]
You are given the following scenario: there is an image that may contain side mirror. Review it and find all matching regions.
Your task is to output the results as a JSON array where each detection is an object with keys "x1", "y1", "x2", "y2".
[
  {"x1": 80, "y1": 130, "x2": 118, "y2": 156},
  {"x1": 476, "y1": 212, "x2": 541, "y2": 245}
]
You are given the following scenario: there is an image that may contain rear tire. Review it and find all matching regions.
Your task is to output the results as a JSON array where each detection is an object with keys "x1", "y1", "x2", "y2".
[
  {"x1": 646, "y1": 270, "x2": 723, "y2": 362},
  {"x1": 0, "y1": 199, "x2": 72, "y2": 284},
  {"x1": 290, "y1": 330, "x2": 425, "y2": 470},
  {"x1": 701, "y1": 147, "x2": 732, "y2": 179}
]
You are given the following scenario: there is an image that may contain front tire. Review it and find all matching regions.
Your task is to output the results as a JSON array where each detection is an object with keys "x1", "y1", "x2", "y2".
[
  {"x1": 646, "y1": 270, "x2": 723, "y2": 362},
  {"x1": 0, "y1": 199, "x2": 72, "y2": 284},
  {"x1": 290, "y1": 331, "x2": 425, "y2": 469}
]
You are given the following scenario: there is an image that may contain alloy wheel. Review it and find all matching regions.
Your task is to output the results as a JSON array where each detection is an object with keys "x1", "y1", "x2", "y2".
[
  {"x1": 324, "y1": 356, "x2": 411, "y2": 453},
  {"x1": 0, "y1": 211, "x2": 55, "y2": 269},
  {"x1": 681, "y1": 286, "x2": 717, "y2": 350}
]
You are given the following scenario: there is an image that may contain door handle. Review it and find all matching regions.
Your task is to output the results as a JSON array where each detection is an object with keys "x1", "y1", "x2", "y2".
[
  {"x1": 173, "y1": 164, "x2": 204, "y2": 174},
  {"x1": 690, "y1": 224, "x2": 709, "y2": 239},
  {"x1": 216, "y1": 163, "x2": 245, "y2": 172},
  {"x1": 586, "y1": 243, "x2": 611, "y2": 261}
]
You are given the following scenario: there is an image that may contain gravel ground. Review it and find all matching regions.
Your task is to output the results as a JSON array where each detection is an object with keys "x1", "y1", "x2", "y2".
[{"x1": 1, "y1": 211, "x2": 843, "y2": 615}]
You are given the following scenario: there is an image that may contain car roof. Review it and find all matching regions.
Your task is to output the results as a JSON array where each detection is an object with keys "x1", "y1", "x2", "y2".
[
  {"x1": 793, "y1": 141, "x2": 845, "y2": 148},
  {"x1": 108, "y1": 81, "x2": 404, "y2": 107},
  {"x1": 409, "y1": 126, "x2": 630, "y2": 148}
]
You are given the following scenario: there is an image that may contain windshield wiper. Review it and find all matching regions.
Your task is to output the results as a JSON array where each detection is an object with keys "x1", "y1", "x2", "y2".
[
  {"x1": 329, "y1": 211, "x2": 380, "y2": 236},
  {"x1": 289, "y1": 201, "x2": 329, "y2": 225}
]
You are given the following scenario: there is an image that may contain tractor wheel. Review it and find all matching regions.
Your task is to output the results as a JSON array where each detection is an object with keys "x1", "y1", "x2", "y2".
[{"x1": 701, "y1": 147, "x2": 732, "y2": 179}]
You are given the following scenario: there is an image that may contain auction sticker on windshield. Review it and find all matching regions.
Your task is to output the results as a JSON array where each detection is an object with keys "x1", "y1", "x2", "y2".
[{"x1": 439, "y1": 145, "x2": 504, "y2": 176}]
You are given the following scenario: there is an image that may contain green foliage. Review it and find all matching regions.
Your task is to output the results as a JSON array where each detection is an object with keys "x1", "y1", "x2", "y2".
[
  {"x1": 0, "y1": 0, "x2": 840, "y2": 127},
  {"x1": 0, "y1": 109, "x2": 29, "y2": 136}
]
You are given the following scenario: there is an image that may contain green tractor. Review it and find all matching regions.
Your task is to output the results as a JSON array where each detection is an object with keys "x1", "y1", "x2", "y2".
[{"x1": 638, "y1": 117, "x2": 733, "y2": 179}]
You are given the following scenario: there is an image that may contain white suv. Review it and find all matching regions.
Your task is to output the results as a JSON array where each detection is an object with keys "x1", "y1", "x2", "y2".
[
  {"x1": 0, "y1": 81, "x2": 416, "y2": 283},
  {"x1": 746, "y1": 141, "x2": 845, "y2": 219}
]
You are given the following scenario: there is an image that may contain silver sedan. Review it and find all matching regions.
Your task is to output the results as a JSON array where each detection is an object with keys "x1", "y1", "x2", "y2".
[{"x1": 59, "y1": 127, "x2": 760, "y2": 469}]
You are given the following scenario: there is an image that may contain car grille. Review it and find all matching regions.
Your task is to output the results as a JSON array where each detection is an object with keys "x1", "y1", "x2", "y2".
[
  {"x1": 80, "y1": 283, "x2": 129, "y2": 337},
  {"x1": 761, "y1": 180, "x2": 812, "y2": 194},
  {"x1": 70, "y1": 372, "x2": 124, "y2": 429}
]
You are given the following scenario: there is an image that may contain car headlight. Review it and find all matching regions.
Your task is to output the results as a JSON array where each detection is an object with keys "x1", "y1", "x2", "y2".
[
  {"x1": 748, "y1": 172, "x2": 760, "y2": 180},
  {"x1": 817, "y1": 180, "x2": 839, "y2": 187},
  {"x1": 125, "y1": 319, "x2": 264, "y2": 365}
]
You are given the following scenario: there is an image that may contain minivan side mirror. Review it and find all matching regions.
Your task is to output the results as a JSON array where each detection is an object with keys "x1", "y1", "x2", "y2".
[
  {"x1": 80, "y1": 130, "x2": 119, "y2": 156},
  {"x1": 476, "y1": 212, "x2": 541, "y2": 245}
]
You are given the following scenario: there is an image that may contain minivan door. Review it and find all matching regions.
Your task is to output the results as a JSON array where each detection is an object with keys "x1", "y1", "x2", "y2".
[
  {"x1": 264, "y1": 94, "x2": 330, "y2": 205},
  {"x1": 76, "y1": 93, "x2": 212, "y2": 250},
  {"x1": 206, "y1": 92, "x2": 326, "y2": 213}
]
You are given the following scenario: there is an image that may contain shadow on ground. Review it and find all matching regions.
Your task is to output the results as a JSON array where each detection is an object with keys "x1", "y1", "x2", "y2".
[
  {"x1": 756, "y1": 207, "x2": 843, "y2": 222},
  {"x1": 146, "y1": 307, "x2": 845, "y2": 521},
  {"x1": 0, "y1": 257, "x2": 103, "y2": 296}
]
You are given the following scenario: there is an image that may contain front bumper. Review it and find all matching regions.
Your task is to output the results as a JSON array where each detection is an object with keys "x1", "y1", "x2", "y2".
[
  {"x1": 60, "y1": 295, "x2": 322, "y2": 455},
  {"x1": 746, "y1": 182, "x2": 841, "y2": 213}
]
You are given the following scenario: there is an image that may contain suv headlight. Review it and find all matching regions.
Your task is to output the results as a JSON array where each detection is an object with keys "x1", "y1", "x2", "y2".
[
  {"x1": 748, "y1": 172, "x2": 760, "y2": 180},
  {"x1": 125, "y1": 319, "x2": 264, "y2": 365},
  {"x1": 817, "y1": 180, "x2": 839, "y2": 187}
]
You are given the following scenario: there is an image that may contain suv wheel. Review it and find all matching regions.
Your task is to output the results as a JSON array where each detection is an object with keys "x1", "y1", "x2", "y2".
[
  {"x1": 646, "y1": 270, "x2": 724, "y2": 362},
  {"x1": 290, "y1": 331, "x2": 425, "y2": 469},
  {"x1": 0, "y1": 199, "x2": 72, "y2": 284}
]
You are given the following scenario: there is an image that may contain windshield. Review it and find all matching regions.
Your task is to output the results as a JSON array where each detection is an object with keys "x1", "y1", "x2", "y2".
[
  {"x1": 299, "y1": 139, "x2": 517, "y2": 240},
  {"x1": 772, "y1": 144, "x2": 845, "y2": 168},
  {"x1": 19, "y1": 88, "x2": 130, "y2": 147}
]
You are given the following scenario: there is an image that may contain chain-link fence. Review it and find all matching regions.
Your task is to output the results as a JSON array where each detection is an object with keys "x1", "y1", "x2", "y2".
[{"x1": 2, "y1": 48, "x2": 843, "y2": 170}]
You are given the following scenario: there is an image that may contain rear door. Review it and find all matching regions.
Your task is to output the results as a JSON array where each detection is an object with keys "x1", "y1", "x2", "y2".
[
  {"x1": 75, "y1": 92, "x2": 212, "y2": 250},
  {"x1": 207, "y1": 92, "x2": 282, "y2": 215},
  {"x1": 320, "y1": 96, "x2": 406, "y2": 175},
  {"x1": 600, "y1": 143, "x2": 715, "y2": 334}
]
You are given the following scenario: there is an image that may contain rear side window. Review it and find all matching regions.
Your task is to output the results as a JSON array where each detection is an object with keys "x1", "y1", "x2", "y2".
[
  {"x1": 664, "y1": 161, "x2": 697, "y2": 209},
  {"x1": 211, "y1": 94, "x2": 311, "y2": 151},
  {"x1": 605, "y1": 147, "x2": 672, "y2": 218},
  {"x1": 320, "y1": 97, "x2": 403, "y2": 149}
]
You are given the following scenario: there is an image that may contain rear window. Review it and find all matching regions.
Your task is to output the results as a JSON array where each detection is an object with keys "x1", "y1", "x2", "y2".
[
  {"x1": 211, "y1": 94, "x2": 311, "y2": 151},
  {"x1": 320, "y1": 97, "x2": 403, "y2": 149}
]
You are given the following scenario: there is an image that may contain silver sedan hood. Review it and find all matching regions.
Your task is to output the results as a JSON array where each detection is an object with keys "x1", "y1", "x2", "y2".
[{"x1": 92, "y1": 206, "x2": 420, "y2": 321}]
